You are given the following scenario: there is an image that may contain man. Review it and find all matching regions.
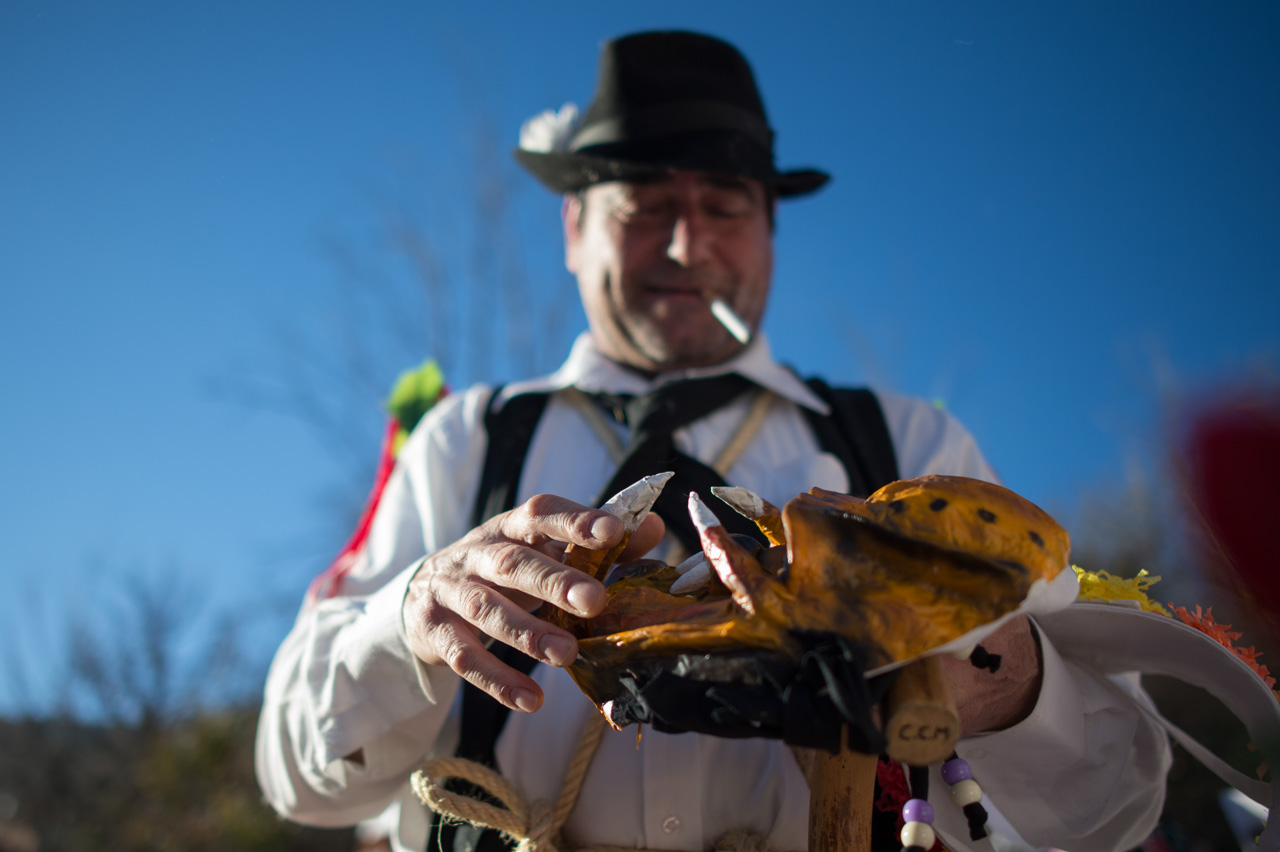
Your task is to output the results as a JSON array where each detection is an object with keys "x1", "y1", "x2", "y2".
[{"x1": 257, "y1": 31, "x2": 1169, "y2": 852}]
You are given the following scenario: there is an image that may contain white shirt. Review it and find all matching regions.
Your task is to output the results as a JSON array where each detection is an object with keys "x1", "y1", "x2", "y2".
[{"x1": 256, "y1": 333, "x2": 1169, "y2": 852}]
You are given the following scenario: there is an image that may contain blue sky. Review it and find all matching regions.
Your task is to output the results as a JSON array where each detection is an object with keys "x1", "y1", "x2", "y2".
[{"x1": 2, "y1": 2, "x2": 1277, "y2": 715}]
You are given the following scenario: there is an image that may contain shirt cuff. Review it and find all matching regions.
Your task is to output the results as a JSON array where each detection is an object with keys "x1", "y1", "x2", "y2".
[
  {"x1": 952, "y1": 620, "x2": 1085, "y2": 823},
  {"x1": 952, "y1": 617, "x2": 1163, "y2": 847}
]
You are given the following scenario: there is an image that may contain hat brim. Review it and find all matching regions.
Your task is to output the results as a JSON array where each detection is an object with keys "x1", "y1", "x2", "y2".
[
  {"x1": 1036, "y1": 600, "x2": 1280, "y2": 822},
  {"x1": 515, "y1": 148, "x2": 829, "y2": 199}
]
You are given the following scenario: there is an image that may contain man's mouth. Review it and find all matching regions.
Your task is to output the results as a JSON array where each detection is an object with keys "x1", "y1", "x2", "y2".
[
  {"x1": 642, "y1": 271, "x2": 727, "y2": 299},
  {"x1": 639, "y1": 286, "x2": 751, "y2": 343},
  {"x1": 645, "y1": 284, "x2": 707, "y2": 297}
]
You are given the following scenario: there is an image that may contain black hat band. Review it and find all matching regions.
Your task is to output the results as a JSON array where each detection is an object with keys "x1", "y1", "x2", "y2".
[{"x1": 571, "y1": 100, "x2": 774, "y2": 152}]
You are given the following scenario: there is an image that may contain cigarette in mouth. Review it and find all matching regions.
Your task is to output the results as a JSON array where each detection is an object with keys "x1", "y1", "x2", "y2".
[{"x1": 709, "y1": 297, "x2": 752, "y2": 345}]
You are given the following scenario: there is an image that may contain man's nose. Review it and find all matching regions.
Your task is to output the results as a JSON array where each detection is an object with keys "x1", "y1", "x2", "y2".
[{"x1": 666, "y1": 209, "x2": 711, "y2": 267}]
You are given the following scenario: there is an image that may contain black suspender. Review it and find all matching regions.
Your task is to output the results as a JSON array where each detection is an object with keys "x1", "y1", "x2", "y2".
[
  {"x1": 430, "y1": 388, "x2": 553, "y2": 852},
  {"x1": 431, "y1": 640, "x2": 540, "y2": 852},
  {"x1": 470, "y1": 389, "x2": 552, "y2": 529},
  {"x1": 468, "y1": 379, "x2": 899, "y2": 529},
  {"x1": 800, "y1": 378, "x2": 900, "y2": 496}
]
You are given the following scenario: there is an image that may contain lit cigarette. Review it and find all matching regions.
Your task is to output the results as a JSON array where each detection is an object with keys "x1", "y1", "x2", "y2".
[{"x1": 709, "y1": 297, "x2": 752, "y2": 345}]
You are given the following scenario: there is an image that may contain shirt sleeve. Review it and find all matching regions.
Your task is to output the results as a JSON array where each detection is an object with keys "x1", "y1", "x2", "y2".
[
  {"x1": 936, "y1": 628, "x2": 1170, "y2": 851},
  {"x1": 873, "y1": 388, "x2": 1000, "y2": 482},
  {"x1": 254, "y1": 388, "x2": 491, "y2": 827}
]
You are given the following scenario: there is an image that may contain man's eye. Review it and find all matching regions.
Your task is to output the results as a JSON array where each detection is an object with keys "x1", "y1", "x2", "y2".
[
  {"x1": 619, "y1": 203, "x2": 671, "y2": 221},
  {"x1": 708, "y1": 202, "x2": 750, "y2": 219},
  {"x1": 703, "y1": 191, "x2": 756, "y2": 219}
]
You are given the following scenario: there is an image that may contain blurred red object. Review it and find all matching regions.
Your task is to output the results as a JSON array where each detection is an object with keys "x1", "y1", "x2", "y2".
[{"x1": 1182, "y1": 387, "x2": 1280, "y2": 618}]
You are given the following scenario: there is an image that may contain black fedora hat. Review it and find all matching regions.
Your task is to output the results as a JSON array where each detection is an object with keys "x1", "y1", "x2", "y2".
[{"x1": 514, "y1": 31, "x2": 830, "y2": 198}]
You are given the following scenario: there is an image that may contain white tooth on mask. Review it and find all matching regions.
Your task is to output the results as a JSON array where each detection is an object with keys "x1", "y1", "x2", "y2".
[
  {"x1": 674, "y1": 551, "x2": 707, "y2": 576},
  {"x1": 600, "y1": 471, "x2": 674, "y2": 531},
  {"x1": 687, "y1": 491, "x2": 722, "y2": 536},
  {"x1": 711, "y1": 485, "x2": 765, "y2": 520},
  {"x1": 670, "y1": 561, "x2": 712, "y2": 595}
]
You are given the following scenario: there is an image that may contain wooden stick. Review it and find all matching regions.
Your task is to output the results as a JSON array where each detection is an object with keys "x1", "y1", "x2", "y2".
[
  {"x1": 807, "y1": 725, "x2": 879, "y2": 852},
  {"x1": 882, "y1": 655, "x2": 960, "y2": 766},
  {"x1": 805, "y1": 656, "x2": 959, "y2": 851}
]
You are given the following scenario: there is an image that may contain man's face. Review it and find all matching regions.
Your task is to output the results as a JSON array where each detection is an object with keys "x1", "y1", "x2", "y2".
[{"x1": 564, "y1": 170, "x2": 774, "y2": 373}]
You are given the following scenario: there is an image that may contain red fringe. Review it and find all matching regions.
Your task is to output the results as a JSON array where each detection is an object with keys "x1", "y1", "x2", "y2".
[{"x1": 306, "y1": 417, "x2": 402, "y2": 603}]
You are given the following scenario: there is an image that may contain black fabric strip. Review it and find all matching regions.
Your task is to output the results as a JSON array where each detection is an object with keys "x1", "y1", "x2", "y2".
[
  {"x1": 570, "y1": 100, "x2": 774, "y2": 150},
  {"x1": 590, "y1": 374, "x2": 767, "y2": 554},
  {"x1": 470, "y1": 389, "x2": 552, "y2": 528},
  {"x1": 800, "y1": 379, "x2": 899, "y2": 497}
]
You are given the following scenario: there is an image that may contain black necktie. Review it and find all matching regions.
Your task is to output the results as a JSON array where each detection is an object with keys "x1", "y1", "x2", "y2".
[{"x1": 590, "y1": 374, "x2": 767, "y2": 554}]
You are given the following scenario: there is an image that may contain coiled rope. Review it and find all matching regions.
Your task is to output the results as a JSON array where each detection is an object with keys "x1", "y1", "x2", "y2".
[{"x1": 411, "y1": 712, "x2": 778, "y2": 852}]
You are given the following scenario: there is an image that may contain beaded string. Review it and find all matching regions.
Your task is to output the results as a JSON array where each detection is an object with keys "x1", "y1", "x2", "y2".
[
  {"x1": 942, "y1": 754, "x2": 989, "y2": 841},
  {"x1": 899, "y1": 765, "x2": 934, "y2": 852},
  {"x1": 896, "y1": 755, "x2": 990, "y2": 850},
  {"x1": 898, "y1": 795, "x2": 935, "y2": 852},
  {"x1": 897, "y1": 645, "x2": 997, "y2": 850}
]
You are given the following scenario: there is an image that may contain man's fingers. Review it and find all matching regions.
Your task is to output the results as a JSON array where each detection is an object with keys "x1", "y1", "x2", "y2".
[
  {"x1": 619, "y1": 512, "x2": 665, "y2": 560},
  {"x1": 405, "y1": 559, "x2": 584, "y2": 665},
  {"x1": 442, "y1": 578, "x2": 582, "y2": 666},
  {"x1": 499, "y1": 493, "x2": 622, "y2": 550},
  {"x1": 428, "y1": 620, "x2": 545, "y2": 712},
  {"x1": 478, "y1": 537, "x2": 606, "y2": 617}
]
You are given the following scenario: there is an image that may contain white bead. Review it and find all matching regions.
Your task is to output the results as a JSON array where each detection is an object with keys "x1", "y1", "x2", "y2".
[
  {"x1": 950, "y1": 778, "x2": 983, "y2": 806},
  {"x1": 901, "y1": 821, "x2": 936, "y2": 849}
]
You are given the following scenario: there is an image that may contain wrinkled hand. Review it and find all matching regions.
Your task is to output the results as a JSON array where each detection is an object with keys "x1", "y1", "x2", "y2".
[
  {"x1": 403, "y1": 493, "x2": 665, "y2": 713},
  {"x1": 941, "y1": 615, "x2": 1044, "y2": 736}
]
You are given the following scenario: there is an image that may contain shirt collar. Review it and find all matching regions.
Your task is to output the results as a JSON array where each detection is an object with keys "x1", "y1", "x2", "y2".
[{"x1": 501, "y1": 332, "x2": 830, "y2": 414}]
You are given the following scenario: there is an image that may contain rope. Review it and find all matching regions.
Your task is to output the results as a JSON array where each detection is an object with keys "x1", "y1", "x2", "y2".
[
  {"x1": 561, "y1": 388, "x2": 626, "y2": 462},
  {"x1": 714, "y1": 829, "x2": 773, "y2": 852},
  {"x1": 411, "y1": 756, "x2": 537, "y2": 845},
  {"x1": 549, "y1": 711, "x2": 607, "y2": 838},
  {"x1": 712, "y1": 390, "x2": 774, "y2": 475},
  {"x1": 561, "y1": 385, "x2": 775, "y2": 476},
  {"x1": 412, "y1": 711, "x2": 780, "y2": 852}
]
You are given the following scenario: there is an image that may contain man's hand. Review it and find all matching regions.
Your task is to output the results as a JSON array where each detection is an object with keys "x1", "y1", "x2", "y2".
[
  {"x1": 403, "y1": 493, "x2": 665, "y2": 714},
  {"x1": 941, "y1": 615, "x2": 1043, "y2": 736}
]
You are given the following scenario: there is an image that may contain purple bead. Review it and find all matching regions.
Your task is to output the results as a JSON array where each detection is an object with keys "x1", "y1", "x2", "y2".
[
  {"x1": 941, "y1": 758, "x2": 973, "y2": 785},
  {"x1": 901, "y1": 798, "x2": 935, "y2": 825}
]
